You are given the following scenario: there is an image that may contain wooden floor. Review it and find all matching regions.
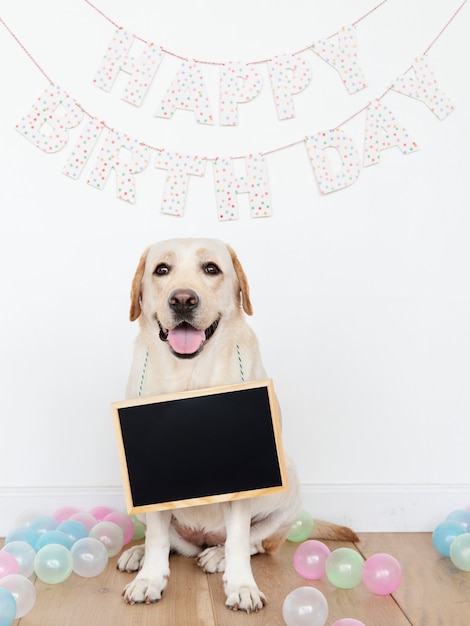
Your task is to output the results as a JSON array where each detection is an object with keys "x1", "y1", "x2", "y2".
[{"x1": 5, "y1": 532, "x2": 470, "y2": 625}]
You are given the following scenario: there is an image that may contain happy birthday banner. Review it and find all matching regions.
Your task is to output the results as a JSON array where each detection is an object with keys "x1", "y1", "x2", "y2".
[{"x1": 1, "y1": 0, "x2": 467, "y2": 220}]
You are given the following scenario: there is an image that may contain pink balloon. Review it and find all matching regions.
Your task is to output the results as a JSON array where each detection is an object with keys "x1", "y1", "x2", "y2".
[
  {"x1": 293, "y1": 540, "x2": 331, "y2": 580},
  {"x1": 89, "y1": 506, "x2": 115, "y2": 521},
  {"x1": 331, "y1": 617, "x2": 366, "y2": 626},
  {"x1": 362, "y1": 553, "x2": 402, "y2": 595},
  {"x1": 103, "y1": 512, "x2": 135, "y2": 545},
  {"x1": 0, "y1": 551, "x2": 20, "y2": 578},
  {"x1": 69, "y1": 512, "x2": 97, "y2": 532},
  {"x1": 52, "y1": 506, "x2": 80, "y2": 522}
]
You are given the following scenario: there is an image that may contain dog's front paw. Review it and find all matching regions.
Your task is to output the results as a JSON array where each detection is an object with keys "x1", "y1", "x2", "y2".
[
  {"x1": 117, "y1": 545, "x2": 145, "y2": 572},
  {"x1": 225, "y1": 585, "x2": 267, "y2": 613},
  {"x1": 122, "y1": 573, "x2": 169, "y2": 605},
  {"x1": 197, "y1": 546, "x2": 226, "y2": 573}
]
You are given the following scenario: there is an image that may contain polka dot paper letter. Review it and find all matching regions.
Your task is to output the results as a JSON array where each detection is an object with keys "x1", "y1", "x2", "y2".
[
  {"x1": 267, "y1": 53, "x2": 312, "y2": 120},
  {"x1": 220, "y1": 62, "x2": 263, "y2": 126},
  {"x1": 16, "y1": 85, "x2": 83, "y2": 152},
  {"x1": 311, "y1": 25, "x2": 367, "y2": 94},
  {"x1": 305, "y1": 129, "x2": 361, "y2": 194},
  {"x1": 213, "y1": 155, "x2": 272, "y2": 220},
  {"x1": 93, "y1": 29, "x2": 164, "y2": 106},
  {"x1": 62, "y1": 118, "x2": 105, "y2": 180},
  {"x1": 363, "y1": 100, "x2": 419, "y2": 166},
  {"x1": 155, "y1": 61, "x2": 214, "y2": 125},
  {"x1": 87, "y1": 130, "x2": 150, "y2": 203},
  {"x1": 155, "y1": 151, "x2": 206, "y2": 216},
  {"x1": 390, "y1": 55, "x2": 455, "y2": 120}
]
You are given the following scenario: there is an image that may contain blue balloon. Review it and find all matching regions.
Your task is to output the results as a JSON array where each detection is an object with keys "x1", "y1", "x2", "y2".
[
  {"x1": 0, "y1": 587, "x2": 16, "y2": 626},
  {"x1": 35, "y1": 530, "x2": 74, "y2": 552},
  {"x1": 432, "y1": 520, "x2": 466, "y2": 557},
  {"x1": 29, "y1": 516, "x2": 59, "y2": 535},
  {"x1": 4, "y1": 527, "x2": 40, "y2": 550},
  {"x1": 446, "y1": 509, "x2": 470, "y2": 532},
  {"x1": 57, "y1": 521, "x2": 89, "y2": 545}
]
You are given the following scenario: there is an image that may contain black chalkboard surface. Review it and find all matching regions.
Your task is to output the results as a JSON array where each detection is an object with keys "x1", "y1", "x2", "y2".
[{"x1": 111, "y1": 379, "x2": 288, "y2": 514}]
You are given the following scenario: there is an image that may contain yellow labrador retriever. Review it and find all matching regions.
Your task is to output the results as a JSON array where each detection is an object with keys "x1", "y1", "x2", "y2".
[{"x1": 117, "y1": 237, "x2": 357, "y2": 612}]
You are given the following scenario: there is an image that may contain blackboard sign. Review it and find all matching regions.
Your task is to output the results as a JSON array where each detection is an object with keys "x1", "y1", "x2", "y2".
[{"x1": 111, "y1": 379, "x2": 288, "y2": 514}]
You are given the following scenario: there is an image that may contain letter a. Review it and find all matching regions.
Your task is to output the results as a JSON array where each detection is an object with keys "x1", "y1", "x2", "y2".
[
  {"x1": 363, "y1": 100, "x2": 419, "y2": 166},
  {"x1": 391, "y1": 55, "x2": 455, "y2": 120}
]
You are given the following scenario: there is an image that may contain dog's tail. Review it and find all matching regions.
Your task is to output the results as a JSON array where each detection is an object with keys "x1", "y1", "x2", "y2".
[{"x1": 312, "y1": 519, "x2": 359, "y2": 543}]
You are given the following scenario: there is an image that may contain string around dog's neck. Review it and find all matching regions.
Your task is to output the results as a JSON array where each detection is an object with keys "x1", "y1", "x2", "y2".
[{"x1": 137, "y1": 344, "x2": 245, "y2": 397}]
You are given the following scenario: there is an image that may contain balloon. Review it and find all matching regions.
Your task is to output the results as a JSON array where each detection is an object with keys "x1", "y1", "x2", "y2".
[
  {"x1": 325, "y1": 548, "x2": 364, "y2": 589},
  {"x1": 34, "y1": 544, "x2": 73, "y2": 584},
  {"x1": 287, "y1": 510, "x2": 314, "y2": 543},
  {"x1": 282, "y1": 586, "x2": 328, "y2": 626},
  {"x1": 331, "y1": 620, "x2": 366, "y2": 626},
  {"x1": 57, "y1": 520, "x2": 89, "y2": 545},
  {"x1": 103, "y1": 512, "x2": 135, "y2": 545},
  {"x1": 89, "y1": 506, "x2": 115, "y2": 521},
  {"x1": 131, "y1": 515, "x2": 146, "y2": 540},
  {"x1": 0, "y1": 574, "x2": 36, "y2": 618},
  {"x1": 35, "y1": 530, "x2": 74, "y2": 552},
  {"x1": 0, "y1": 587, "x2": 16, "y2": 626},
  {"x1": 446, "y1": 509, "x2": 470, "y2": 532},
  {"x1": 28, "y1": 516, "x2": 59, "y2": 535},
  {"x1": 52, "y1": 507, "x2": 80, "y2": 523},
  {"x1": 71, "y1": 538, "x2": 109, "y2": 578},
  {"x1": 4, "y1": 527, "x2": 40, "y2": 550},
  {"x1": 432, "y1": 520, "x2": 466, "y2": 557},
  {"x1": 362, "y1": 553, "x2": 402, "y2": 595},
  {"x1": 0, "y1": 552, "x2": 19, "y2": 579},
  {"x1": 69, "y1": 512, "x2": 97, "y2": 531},
  {"x1": 449, "y1": 533, "x2": 470, "y2": 571},
  {"x1": 89, "y1": 522, "x2": 124, "y2": 557},
  {"x1": 293, "y1": 540, "x2": 331, "y2": 580},
  {"x1": 1, "y1": 542, "x2": 36, "y2": 578}
]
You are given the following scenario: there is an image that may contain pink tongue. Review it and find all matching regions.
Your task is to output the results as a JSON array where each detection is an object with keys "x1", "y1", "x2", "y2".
[{"x1": 167, "y1": 325, "x2": 205, "y2": 354}]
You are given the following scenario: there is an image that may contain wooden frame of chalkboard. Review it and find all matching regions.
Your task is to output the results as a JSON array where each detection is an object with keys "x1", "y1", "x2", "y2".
[{"x1": 111, "y1": 379, "x2": 289, "y2": 514}]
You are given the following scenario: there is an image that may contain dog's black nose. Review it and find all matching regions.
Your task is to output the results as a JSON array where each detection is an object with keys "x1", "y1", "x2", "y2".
[{"x1": 169, "y1": 289, "x2": 199, "y2": 314}]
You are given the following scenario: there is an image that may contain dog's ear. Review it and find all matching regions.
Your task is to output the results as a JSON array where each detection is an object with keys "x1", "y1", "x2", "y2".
[
  {"x1": 129, "y1": 247, "x2": 149, "y2": 321},
  {"x1": 227, "y1": 245, "x2": 253, "y2": 316}
]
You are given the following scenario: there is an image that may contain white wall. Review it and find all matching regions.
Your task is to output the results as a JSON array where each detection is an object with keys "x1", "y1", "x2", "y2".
[{"x1": 1, "y1": 0, "x2": 469, "y2": 535}]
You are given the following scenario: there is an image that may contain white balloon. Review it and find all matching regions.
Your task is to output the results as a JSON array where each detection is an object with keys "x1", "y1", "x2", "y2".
[
  {"x1": 0, "y1": 574, "x2": 36, "y2": 618},
  {"x1": 282, "y1": 586, "x2": 328, "y2": 626},
  {"x1": 71, "y1": 537, "x2": 109, "y2": 578}
]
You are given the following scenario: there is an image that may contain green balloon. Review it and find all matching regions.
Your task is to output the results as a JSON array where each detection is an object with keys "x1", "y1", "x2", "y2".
[
  {"x1": 325, "y1": 548, "x2": 364, "y2": 589},
  {"x1": 450, "y1": 533, "x2": 470, "y2": 571},
  {"x1": 131, "y1": 515, "x2": 146, "y2": 541},
  {"x1": 287, "y1": 509, "x2": 314, "y2": 542},
  {"x1": 34, "y1": 544, "x2": 73, "y2": 584}
]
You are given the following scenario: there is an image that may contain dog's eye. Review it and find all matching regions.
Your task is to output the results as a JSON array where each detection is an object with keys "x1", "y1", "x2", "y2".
[
  {"x1": 204, "y1": 263, "x2": 221, "y2": 275},
  {"x1": 154, "y1": 263, "x2": 170, "y2": 276}
]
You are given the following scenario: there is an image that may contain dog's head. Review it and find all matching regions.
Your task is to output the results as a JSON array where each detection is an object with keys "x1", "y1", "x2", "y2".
[{"x1": 129, "y1": 238, "x2": 253, "y2": 359}]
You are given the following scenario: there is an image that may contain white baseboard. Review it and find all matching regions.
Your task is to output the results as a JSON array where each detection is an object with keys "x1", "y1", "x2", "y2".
[
  {"x1": 0, "y1": 486, "x2": 126, "y2": 538},
  {"x1": 301, "y1": 484, "x2": 470, "y2": 533},
  {"x1": 1, "y1": 484, "x2": 469, "y2": 537}
]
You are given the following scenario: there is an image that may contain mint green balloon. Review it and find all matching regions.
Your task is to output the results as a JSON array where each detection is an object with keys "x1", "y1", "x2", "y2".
[
  {"x1": 34, "y1": 544, "x2": 73, "y2": 584},
  {"x1": 325, "y1": 548, "x2": 364, "y2": 589},
  {"x1": 287, "y1": 510, "x2": 314, "y2": 543},
  {"x1": 450, "y1": 533, "x2": 470, "y2": 571},
  {"x1": 131, "y1": 516, "x2": 146, "y2": 541}
]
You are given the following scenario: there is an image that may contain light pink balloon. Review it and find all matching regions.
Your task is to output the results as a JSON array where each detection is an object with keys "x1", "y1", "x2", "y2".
[
  {"x1": 0, "y1": 551, "x2": 20, "y2": 578},
  {"x1": 362, "y1": 553, "x2": 402, "y2": 595},
  {"x1": 331, "y1": 617, "x2": 366, "y2": 626},
  {"x1": 293, "y1": 540, "x2": 331, "y2": 580},
  {"x1": 103, "y1": 512, "x2": 135, "y2": 545}
]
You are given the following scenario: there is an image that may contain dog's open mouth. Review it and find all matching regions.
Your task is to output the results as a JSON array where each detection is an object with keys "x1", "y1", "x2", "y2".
[{"x1": 158, "y1": 319, "x2": 219, "y2": 358}]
